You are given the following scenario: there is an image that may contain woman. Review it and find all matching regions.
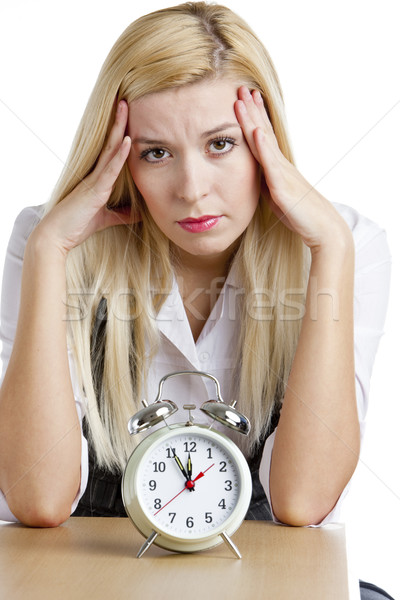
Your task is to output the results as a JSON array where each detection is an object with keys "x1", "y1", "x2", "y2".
[{"x1": 0, "y1": 2, "x2": 392, "y2": 596}]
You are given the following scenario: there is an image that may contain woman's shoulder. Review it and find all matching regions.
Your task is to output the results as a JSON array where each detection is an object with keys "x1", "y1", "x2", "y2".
[
  {"x1": 333, "y1": 201, "x2": 384, "y2": 237},
  {"x1": 332, "y1": 201, "x2": 390, "y2": 265},
  {"x1": 12, "y1": 204, "x2": 44, "y2": 235},
  {"x1": 7, "y1": 204, "x2": 45, "y2": 257}
]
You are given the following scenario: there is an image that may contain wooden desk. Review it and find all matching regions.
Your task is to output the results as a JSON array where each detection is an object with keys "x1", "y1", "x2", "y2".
[{"x1": 0, "y1": 518, "x2": 350, "y2": 599}]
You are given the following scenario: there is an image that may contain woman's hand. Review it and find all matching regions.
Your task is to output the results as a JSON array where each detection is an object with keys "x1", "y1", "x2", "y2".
[
  {"x1": 34, "y1": 100, "x2": 140, "y2": 257},
  {"x1": 234, "y1": 86, "x2": 351, "y2": 253}
]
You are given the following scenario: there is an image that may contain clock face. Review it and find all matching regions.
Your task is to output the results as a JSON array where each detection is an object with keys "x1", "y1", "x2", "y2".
[{"x1": 122, "y1": 425, "x2": 252, "y2": 551}]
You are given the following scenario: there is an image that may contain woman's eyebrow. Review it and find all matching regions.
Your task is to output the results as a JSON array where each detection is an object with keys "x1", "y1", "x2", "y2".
[
  {"x1": 202, "y1": 122, "x2": 241, "y2": 137},
  {"x1": 132, "y1": 136, "x2": 167, "y2": 145}
]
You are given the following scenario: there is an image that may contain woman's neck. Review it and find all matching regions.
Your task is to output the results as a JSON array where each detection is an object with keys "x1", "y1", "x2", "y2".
[
  {"x1": 171, "y1": 245, "x2": 236, "y2": 341},
  {"x1": 171, "y1": 241, "x2": 237, "y2": 280}
]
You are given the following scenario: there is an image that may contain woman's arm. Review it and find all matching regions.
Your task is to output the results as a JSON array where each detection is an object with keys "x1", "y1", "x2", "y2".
[
  {"x1": 0, "y1": 101, "x2": 136, "y2": 526},
  {"x1": 0, "y1": 233, "x2": 82, "y2": 527},
  {"x1": 235, "y1": 87, "x2": 361, "y2": 525},
  {"x1": 270, "y1": 233, "x2": 359, "y2": 525}
]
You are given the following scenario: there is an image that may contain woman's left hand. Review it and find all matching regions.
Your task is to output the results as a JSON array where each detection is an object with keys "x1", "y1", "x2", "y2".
[{"x1": 234, "y1": 86, "x2": 351, "y2": 253}]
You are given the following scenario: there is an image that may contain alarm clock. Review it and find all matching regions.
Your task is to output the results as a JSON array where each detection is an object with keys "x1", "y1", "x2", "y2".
[{"x1": 122, "y1": 371, "x2": 252, "y2": 558}]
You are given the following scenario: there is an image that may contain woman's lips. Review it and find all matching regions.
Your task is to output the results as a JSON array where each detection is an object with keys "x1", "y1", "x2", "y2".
[{"x1": 177, "y1": 215, "x2": 222, "y2": 233}]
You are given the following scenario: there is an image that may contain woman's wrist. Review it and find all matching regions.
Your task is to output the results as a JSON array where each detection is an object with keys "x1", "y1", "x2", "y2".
[
  {"x1": 25, "y1": 221, "x2": 69, "y2": 264},
  {"x1": 309, "y1": 213, "x2": 354, "y2": 260}
]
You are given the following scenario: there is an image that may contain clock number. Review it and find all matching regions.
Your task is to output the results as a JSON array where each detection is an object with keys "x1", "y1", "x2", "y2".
[
  {"x1": 168, "y1": 512, "x2": 176, "y2": 523},
  {"x1": 183, "y1": 441, "x2": 197, "y2": 453},
  {"x1": 154, "y1": 498, "x2": 162, "y2": 510},
  {"x1": 224, "y1": 480, "x2": 232, "y2": 491},
  {"x1": 207, "y1": 447, "x2": 213, "y2": 459},
  {"x1": 166, "y1": 447, "x2": 176, "y2": 459},
  {"x1": 218, "y1": 499, "x2": 226, "y2": 510},
  {"x1": 186, "y1": 516, "x2": 194, "y2": 528},
  {"x1": 153, "y1": 461, "x2": 166, "y2": 472},
  {"x1": 149, "y1": 480, "x2": 157, "y2": 491},
  {"x1": 205, "y1": 512, "x2": 213, "y2": 523},
  {"x1": 219, "y1": 461, "x2": 227, "y2": 472}
]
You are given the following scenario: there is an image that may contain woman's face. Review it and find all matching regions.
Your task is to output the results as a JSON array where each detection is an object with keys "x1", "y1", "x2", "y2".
[{"x1": 127, "y1": 78, "x2": 260, "y2": 265}]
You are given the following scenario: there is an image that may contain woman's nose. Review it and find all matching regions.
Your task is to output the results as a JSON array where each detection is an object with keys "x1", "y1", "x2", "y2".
[{"x1": 176, "y1": 156, "x2": 210, "y2": 203}]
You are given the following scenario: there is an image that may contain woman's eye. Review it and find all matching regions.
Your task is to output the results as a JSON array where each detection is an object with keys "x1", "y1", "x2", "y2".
[
  {"x1": 208, "y1": 137, "x2": 237, "y2": 155},
  {"x1": 140, "y1": 148, "x2": 171, "y2": 163}
]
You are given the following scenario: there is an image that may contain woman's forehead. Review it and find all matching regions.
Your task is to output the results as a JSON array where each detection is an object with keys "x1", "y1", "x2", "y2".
[{"x1": 128, "y1": 78, "x2": 241, "y2": 137}]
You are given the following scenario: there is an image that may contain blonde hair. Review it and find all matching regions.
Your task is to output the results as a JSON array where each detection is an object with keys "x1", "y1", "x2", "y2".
[{"x1": 45, "y1": 2, "x2": 308, "y2": 471}]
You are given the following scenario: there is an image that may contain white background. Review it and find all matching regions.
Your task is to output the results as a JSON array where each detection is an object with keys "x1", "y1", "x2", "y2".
[{"x1": 0, "y1": 1, "x2": 399, "y2": 597}]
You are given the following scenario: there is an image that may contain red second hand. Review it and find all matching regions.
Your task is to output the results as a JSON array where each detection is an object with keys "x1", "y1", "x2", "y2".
[
  {"x1": 153, "y1": 463, "x2": 215, "y2": 516},
  {"x1": 154, "y1": 486, "x2": 186, "y2": 515},
  {"x1": 193, "y1": 463, "x2": 215, "y2": 482}
]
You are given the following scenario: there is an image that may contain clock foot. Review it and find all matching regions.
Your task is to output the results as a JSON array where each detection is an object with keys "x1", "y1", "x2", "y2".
[
  {"x1": 137, "y1": 530, "x2": 159, "y2": 558},
  {"x1": 220, "y1": 531, "x2": 242, "y2": 559}
]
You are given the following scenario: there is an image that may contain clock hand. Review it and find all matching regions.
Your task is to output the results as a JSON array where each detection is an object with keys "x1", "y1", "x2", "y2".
[
  {"x1": 154, "y1": 463, "x2": 216, "y2": 515},
  {"x1": 172, "y1": 449, "x2": 189, "y2": 482},
  {"x1": 186, "y1": 453, "x2": 194, "y2": 492}
]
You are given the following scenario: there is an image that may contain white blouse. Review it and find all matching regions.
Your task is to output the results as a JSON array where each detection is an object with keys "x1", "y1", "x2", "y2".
[{"x1": 0, "y1": 202, "x2": 391, "y2": 523}]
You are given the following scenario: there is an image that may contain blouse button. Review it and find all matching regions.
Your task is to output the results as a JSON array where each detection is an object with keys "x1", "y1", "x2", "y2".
[{"x1": 199, "y1": 351, "x2": 210, "y2": 362}]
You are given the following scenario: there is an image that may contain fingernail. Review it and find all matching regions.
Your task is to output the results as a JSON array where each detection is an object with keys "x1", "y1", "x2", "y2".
[
  {"x1": 243, "y1": 87, "x2": 252, "y2": 100},
  {"x1": 254, "y1": 90, "x2": 263, "y2": 104}
]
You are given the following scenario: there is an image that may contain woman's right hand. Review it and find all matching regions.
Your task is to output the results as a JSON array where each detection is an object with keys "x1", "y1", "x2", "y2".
[{"x1": 33, "y1": 100, "x2": 139, "y2": 257}]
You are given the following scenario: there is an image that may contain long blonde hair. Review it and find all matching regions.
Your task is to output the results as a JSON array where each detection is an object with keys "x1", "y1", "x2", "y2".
[{"x1": 45, "y1": 2, "x2": 308, "y2": 471}]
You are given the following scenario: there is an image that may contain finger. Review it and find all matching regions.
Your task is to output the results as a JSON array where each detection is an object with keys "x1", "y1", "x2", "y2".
[
  {"x1": 235, "y1": 100, "x2": 279, "y2": 176},
  {"x1": 237, "y1": 86, "x2": 259, "y2": 119},
  {"x1": 98, "y1": 204, "x2": 142, "y2": 231},
  {"x1": 236, "y1": 85, "x2": 284, "y2": 176},
  {"x1": 237, "y1": 87, "x2": 277, "y2": 147},
  {"x1": 235, "y1": 87, "x2": 272, "y2": 163},
  {"x1": 234, "y1": 98, "x2": 261, "y2": 162},
  {"x1": 253, "y1": 126, "x2": 288, "y2": 194},
  {"x1": 95, "y1": 100, "x2": 129, "y2": 174},
  {"x1": 236, "y1": 87, "x2": 259, "y2": 130},
  {"x1": 239, "y1": 87, "x2": 273, "y2": 130},
  {"x1": 90, "y1": 136, "x2": 132, "y2": 206}
]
